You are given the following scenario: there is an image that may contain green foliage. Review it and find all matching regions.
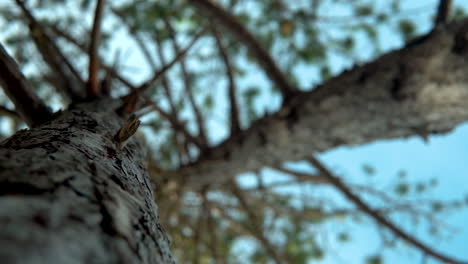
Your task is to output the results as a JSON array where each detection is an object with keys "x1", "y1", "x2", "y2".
[
  {"x1": 243, "y1": 86, "x2": 260, "y2": 124},
  {"x1": 398, "y1": 19, "x2": 416, "y2": 41},
  {"x1": 394, "y1": 182, "x2": 409, "y2": 196},
  {"x1": 362, "y1": 164, "x2": 376, "y2": 176},
  {"x1": 366, "y1": 255, "x2": 382, "y2": 264},
  {"x1": 337, "y1": 232, "x2": 350, "y2": 243},
  {"x1": 355, "y1": 5, "x2": 374, "y2": 17}
]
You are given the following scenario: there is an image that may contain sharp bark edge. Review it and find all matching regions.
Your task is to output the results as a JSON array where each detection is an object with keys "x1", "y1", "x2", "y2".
[
  {"x1": 0, "y1": 99, "x2": 173, "y2": 264},
  {"x1": 175, "y1": 19, "x2": 468, "y2": 189}
]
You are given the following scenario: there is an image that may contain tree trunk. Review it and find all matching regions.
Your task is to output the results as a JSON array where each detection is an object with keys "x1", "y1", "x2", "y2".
[{"x1": 0, "y1": 98, "x2": 173, "y2": 264}]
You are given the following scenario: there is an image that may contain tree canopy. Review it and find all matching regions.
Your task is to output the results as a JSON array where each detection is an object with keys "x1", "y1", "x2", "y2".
[{"x1": 0, "y1": 0, "x2": 468, "y2": 263}]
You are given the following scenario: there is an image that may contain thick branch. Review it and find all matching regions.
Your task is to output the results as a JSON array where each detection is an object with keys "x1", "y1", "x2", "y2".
[
  {"x1": 173, "y1": 19, "x2": 468, "y2": 189},
  {"x1": 87, "y1": 0, "x2": 106, "y2": 97},
  {"x1": 0, "y1": 43, "x2": 52, "y2": 127},
  {"x1": 306, "y1": 157, "x2": 467, "y2": 264},
  {"x1": 189, "y1": 0, "x2": 297, "y2": 99}
]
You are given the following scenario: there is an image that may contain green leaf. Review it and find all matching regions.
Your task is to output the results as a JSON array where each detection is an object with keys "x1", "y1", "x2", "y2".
[
  {"x1": 337, "y1": 232, "x2": 350, "y2": 242},
  {"x1": 453, "y1": 7, "x2": 466, "y2": 21},
  {"x1": 362, "y1": 164, "x2": 375, "y2": 176},
  {"x1": 376, "y1": 13, "x2": 388, "y2": 23},
  {"x1": 311, "y1": 246, "x2": 324, "y2": 259},
  {"x1": 320, "y1": 66, "x2": 331, "y2": 81},
  {"x1": 416, "y1": 183, "x2": 426, "y2": 193},
  {"x1": 203, "y1": 95, "x2": 213, "y2": 111},
  {"x1": 80, "y1": 0, "x2": 92, "y2": 10},
  {"x1": 431, "y1": 202, "x2": 443, "y2": 212},
  {"x1": 355, "y1": 5, "x2": 373, "y2": 16},
  {"x1": 398, "y1": 19, "x2": 416, "y2": 40},
  {"x1": 397, "y1": 170, "x2": 407, "y2": 178},
  {"x1": 395, "y1": 183, "x2": 409, "y2": 196},
  {"x1": 243, "y1": 87, "x2": 260, "y2": 99},
  {"x1": 341, "y1": 37, "x2": 355, "y2": 52},
  {"x1": 366, "y1": 255, "x2": 382, "y2": 264}
]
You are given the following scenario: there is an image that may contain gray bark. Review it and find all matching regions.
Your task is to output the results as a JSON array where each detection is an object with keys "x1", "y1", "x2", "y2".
[
  {"x1": 175, "y1": 19, "x2": 468, "y2": 189},
  {"x1": 0, "y1": 99, "x2": 173, "y2": 264}
]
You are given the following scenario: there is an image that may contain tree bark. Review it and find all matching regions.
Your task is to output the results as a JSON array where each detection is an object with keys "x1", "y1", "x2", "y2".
[
  {"x1": 0, "y1": 99, "x2": 173, "y2": 264},
  {"x1": 175, "y1": 19, "x2": 468, "y2": 189}
]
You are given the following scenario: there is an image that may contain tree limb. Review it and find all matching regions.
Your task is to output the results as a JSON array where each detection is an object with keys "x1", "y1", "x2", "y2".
[
  {"x1": 211, "y1": 24, "x2": 241, "y2": 135},
  {"x1": 152, "y1": 31, "x2": 178, "y2": 116},
  {"x1": 14, "y1": 0, "x2": 85, "y2": 101},
  {"x1": 435, "y1": 0, "x2": 453, "y2": 27},
  {"x1": 0, "y1": 105, "x2": 21, "y2": 121},
  {"x1": 49, "y1": 24, "x2": 138, "y2": 91},
  {"x1": 138, "y1": 28, "x2": 206, "y2": 92},
  {"x1": 306, "y1": 156, "x2": 467, "y2": 264},
  {"x1": 0, "y1": 43, "x2": 52, "y2": 127},
  {"x1": 230, "y1": 182, "x2": 288, "y2": 264},
  {"x1": 172, "y1": 19, "x2": 468, "y2": 189},
  {"x1": 87, "y1": 0, "x2": 106, "y2": 97},
  {"x1": 164, "y1": 18, "x2": 208, "y2": 146},
  {"x1": 148, "y1": 101, "x2": 205, "y2": 149},
  {"x1": 189, "y1": 0, "x2": 297, "y2": 100}
]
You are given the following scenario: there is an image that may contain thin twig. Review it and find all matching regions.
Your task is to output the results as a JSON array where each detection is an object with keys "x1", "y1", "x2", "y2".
[
  {"x1": 148, "y1": 101, "x2": 205, "y2": 149},
  {"x1": 49, "y1": 25, "x2": 137, "y2": 90},
  {"x1": 87, "y1": 0, "x2": 106, "y2": 97},
  {"x1": 152, "y1": 31, "x2": 177, "y2": 115},
  {"x1": 211, "y1": 24, "x2": 241, "y2": 135},
  {"x1": 164, "y1": 18, "x2": 208, "y2": 145},
  {"x1": 306, "y1": 156, "x2": 468, "y2": 264},
  {"x1": 14, "y1": 0, "x2": 85, "y2": 101},
  {"x1": 189, "y1": 0, "x2": 297, "y2": 101},
  {"x1": 138, "y1": 28, "x2": 207, "y2": 92},
  {"x1": 230, "y1": 182, "x2": 289, "y2": 264},
  {"x1": 110, "y1": 7, "x2": 158, "y2": 70},
  {"x1": 0, "y1": 43, "x2": 52, "y2": 127}
]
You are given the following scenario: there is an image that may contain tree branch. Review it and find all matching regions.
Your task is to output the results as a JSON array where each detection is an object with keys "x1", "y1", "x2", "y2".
[
  {"x1": 138, "y1": 28, "x2": 206, "y2": 92},
  {"x1": 306, "y1": 156, "x2": 467, "y2": 264},
  {"x1": 0, "y1": 105, "x2": 21, "y2": 121},
  {"x1": 211, "y1": 24, "x2": 241, "y2": 135},
  {"x1": 173, "y1": 19, "x2": 468, "y2": 189},
  {"x1": 148, "y1": 101, "x2": 205, "y2": 149},
  {"x1": 0, "y1": 43, "x2": 52, "y2": 127},
  {"x1": 164, "y1": 18, "x2": 208, "y2": 146},
  {"x1": 14, "y1": 0, "x2": 85, "y2": 101},
  {"x1": 48, "y1": 24, "x2": 138, "y2": 91},
  {"x1": 152, "y1": 31, "x2": 177, "y2": 116},
  {"x1": 230, "y1": 182, "x2": 287, "y2": 264},
  {"x1": 189, "y1": 0, "x2": 297, "y2": 100},
  {"x1": 435, "y1": 0, "x2": 453, "y2": 27},
  {"x1": 87, "y1": 0, "x2": 106, "y2": 97}
]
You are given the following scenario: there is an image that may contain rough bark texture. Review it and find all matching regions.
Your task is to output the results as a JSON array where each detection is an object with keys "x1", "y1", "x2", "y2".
[
  {"x1": 175, "y1": 19, "x2": 468, "y2": 189},
  {"x1": 0, "y1": 99, "x2": 173, "y2": 264}
]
